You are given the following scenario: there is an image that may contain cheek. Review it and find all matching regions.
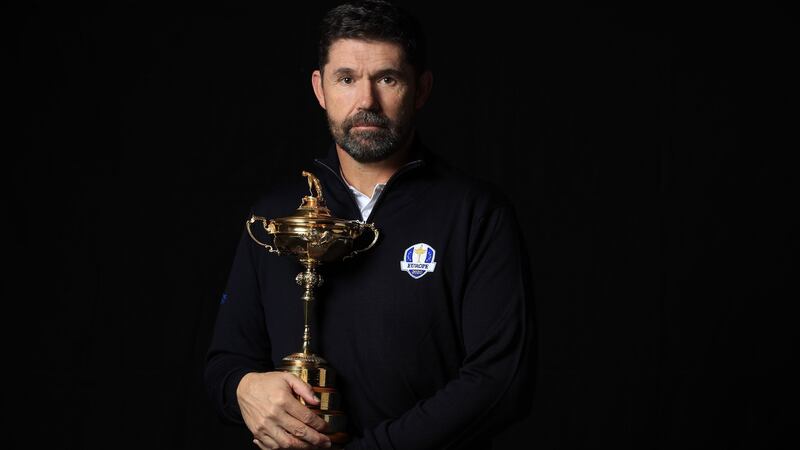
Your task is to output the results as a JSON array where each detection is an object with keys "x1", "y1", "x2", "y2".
[
  {"x1": 384, "y1": 92, "x2": 414, "y2": 118},
  {"x1": 323, "y1": 100, "x2": 347, "y2": 123},
  {"x1": 396, "y1": 95, "x2": 416, "y2": 120}
]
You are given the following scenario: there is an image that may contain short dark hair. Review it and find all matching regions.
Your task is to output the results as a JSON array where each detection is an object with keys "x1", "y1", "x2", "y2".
[{"x1": 318, "y1": 0, "x2": 428, "y2": 75}]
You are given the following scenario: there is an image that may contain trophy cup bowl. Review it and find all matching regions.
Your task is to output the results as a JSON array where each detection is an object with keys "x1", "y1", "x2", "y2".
[{"x1": 245, "y1": 171, "x2": 379, "y2": 446}]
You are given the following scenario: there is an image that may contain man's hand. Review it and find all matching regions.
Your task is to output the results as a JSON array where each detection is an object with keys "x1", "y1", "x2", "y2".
[{"x1": 237, "y1": 371, "x2": 332, "y2": 449}]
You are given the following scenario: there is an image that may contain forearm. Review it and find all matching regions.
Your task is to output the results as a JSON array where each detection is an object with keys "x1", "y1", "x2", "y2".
[
  {"x1": 205, "y1": 224, "x2": 273, "y2": 424},
  {"x1": 345, "y1": 317, "x2": 532, "y2": 449},
  {"x1": 205, "y1": 354, "x2": 270, "y2": 424}
]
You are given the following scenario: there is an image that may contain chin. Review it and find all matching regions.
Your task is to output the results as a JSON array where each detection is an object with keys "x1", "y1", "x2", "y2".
[{"x1": 345, "y1": 146, "x2": 398, "y2": 164}]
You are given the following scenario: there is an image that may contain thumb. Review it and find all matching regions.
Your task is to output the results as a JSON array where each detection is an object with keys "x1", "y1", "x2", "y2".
[{"x1": 283, "y1": 373, "x2": 320, "y2": 405}]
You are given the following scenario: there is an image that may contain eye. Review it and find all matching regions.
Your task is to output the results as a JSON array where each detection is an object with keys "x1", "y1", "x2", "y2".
[
  {"x1": 339, "y1": 76, "x2": 353, "y2": 84},
  {"x1": 380, "y1": 76, "x2": 396, "y2": 85}
]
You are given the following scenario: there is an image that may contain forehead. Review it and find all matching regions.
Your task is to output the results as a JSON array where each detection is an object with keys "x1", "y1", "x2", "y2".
[{"x1": 325, "y1": 39, "x2": 408, "y2": 70}]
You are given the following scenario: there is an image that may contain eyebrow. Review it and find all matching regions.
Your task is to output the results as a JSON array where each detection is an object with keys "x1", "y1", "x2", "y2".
[
  {"x1": 330, "y1": 67, "x2": 407, "y2": 80},
  {"x1": 374, "y1": 68, "x2": 406, "y2": 80}
]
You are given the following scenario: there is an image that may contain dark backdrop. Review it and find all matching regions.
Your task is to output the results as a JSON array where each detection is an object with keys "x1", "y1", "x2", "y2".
[{"x1": 9, "y1": 2, "x2": 796, "y2": 449}]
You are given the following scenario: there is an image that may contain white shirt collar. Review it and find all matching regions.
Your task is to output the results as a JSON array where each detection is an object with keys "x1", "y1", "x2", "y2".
[{"x1": 339, "y1": 167, "x2": 386, "y2": 221}]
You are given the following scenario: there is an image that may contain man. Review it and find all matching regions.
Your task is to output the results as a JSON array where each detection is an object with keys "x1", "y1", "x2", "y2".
[{"x1": 205, "y1": 1, "x2": 535, "y2": 448}]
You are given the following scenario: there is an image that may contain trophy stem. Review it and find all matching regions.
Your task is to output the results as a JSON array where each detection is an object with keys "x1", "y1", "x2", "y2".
[
  {"x1": 302, "y1": 302, "x2": 311, "y2": 355},
  {"x1": 297, "y1": 262, "x2": 322, "y2": 355}
]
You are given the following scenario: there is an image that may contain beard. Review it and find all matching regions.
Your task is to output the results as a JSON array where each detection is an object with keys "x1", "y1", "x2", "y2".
[{"x1": 327, "y1": 109, "x2": 412, "y2": 163}]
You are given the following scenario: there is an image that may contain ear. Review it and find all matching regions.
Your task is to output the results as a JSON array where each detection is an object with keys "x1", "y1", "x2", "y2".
[
  {"x1": 414, "y1": 70, "x2": 434, "y2": 109},
  {"x1": 311, "y1": 69, "x2": 326, "y2": 110}
]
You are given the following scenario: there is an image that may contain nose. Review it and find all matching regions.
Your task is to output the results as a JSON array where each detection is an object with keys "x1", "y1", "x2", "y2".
[{"x1": 356, "y1": 80, "x2": 378, "y2": 111}]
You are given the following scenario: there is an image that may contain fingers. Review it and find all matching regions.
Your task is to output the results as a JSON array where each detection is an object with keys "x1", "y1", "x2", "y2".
[
  {"x1": 281, "y1": 374, "x2": 329, "y2": 434},
  {"x1": 273, "y1": 405, "x2": 331, "y2": 448},
  {"x1": 283, "y1": 395, "x2": 328, "y2": 432},
  {"x1": 246, "y1": 372, "x2": 332, "y2": 448},
  {"x1": 283, "y1": 373, "x2": 320, "y2": 406},
  {"x1": 255, "y1": 423, "x2": 316, "y2": 449},
  {"x1": 253, "y1": 435, "x2": 279, "y2": 449},
  {"x1": 259, "y1": 385, "x2": 331, "y2": 448}
]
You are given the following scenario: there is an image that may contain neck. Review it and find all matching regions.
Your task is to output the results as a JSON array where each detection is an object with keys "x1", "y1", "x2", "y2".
[{"x1": 337, "y1": 131, "x2": 415, "y2": 197}]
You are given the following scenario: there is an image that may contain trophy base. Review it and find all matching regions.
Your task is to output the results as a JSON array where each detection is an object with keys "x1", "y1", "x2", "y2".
[{"x1": 280, "y1": 352, "x2": 349, "y2": 443}]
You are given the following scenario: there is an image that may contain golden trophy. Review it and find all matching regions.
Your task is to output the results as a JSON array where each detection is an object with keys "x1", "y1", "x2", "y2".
[{"x1": 245, "y1": 171, "x2": 379, "y2": 445}]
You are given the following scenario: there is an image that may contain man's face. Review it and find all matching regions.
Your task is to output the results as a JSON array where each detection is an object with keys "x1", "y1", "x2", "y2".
[{"x1": 312, "y1": 39, "x2": 426, "y2": 163}]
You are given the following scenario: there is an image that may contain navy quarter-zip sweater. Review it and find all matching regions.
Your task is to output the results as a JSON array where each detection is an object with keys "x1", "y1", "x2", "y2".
[{"x1": 205, "y1": 134, "x2": 535, "y2": 449}]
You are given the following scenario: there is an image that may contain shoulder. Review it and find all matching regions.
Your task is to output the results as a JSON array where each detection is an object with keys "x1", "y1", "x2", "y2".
[{"x1": 423, "y1": 151, "x2": 514, "y2": 218}]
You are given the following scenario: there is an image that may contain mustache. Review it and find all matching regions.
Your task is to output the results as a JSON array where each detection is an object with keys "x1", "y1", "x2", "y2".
[{"x1": 343, "y1": 111, "x2": 390, "y2": 129}]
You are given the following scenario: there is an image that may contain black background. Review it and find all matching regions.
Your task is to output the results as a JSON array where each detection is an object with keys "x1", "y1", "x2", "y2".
[{"x1": 9, "y1": 2, "x2": 796, "y2": 449}]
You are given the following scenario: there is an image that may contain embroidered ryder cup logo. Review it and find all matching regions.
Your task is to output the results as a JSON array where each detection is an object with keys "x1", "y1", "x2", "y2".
[{"x1": 400, "y1": 243, "x2": 437, "y2": 279}]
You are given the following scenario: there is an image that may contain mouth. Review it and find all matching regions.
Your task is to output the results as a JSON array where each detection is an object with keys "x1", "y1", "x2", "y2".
[{"x1": 350, "y1": 125, "x2": 384, "y2": 131}]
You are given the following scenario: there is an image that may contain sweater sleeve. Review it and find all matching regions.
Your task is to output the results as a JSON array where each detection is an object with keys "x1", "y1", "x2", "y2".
[
  {"x1": 204, "y1": 219, "x2": 274, "y2": 424},
  {"x1": 346, "y1": 204, "x2": 536, "y2": 449}
]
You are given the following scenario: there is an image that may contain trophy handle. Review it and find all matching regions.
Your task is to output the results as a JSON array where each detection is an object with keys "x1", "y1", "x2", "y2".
[
  {"x1": 343, "y1": 222, "x2": 379, "y2": 261},
  {"x1": 246, "y1": 215, "x2": 282, "y2": 255}
]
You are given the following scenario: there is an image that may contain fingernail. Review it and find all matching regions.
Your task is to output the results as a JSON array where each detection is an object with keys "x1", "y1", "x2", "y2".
[
  {"x1": 314, "y1": 394, "x2": 321, "y2": 402},
  {"x1": 324, "y1": 440, "x2": 332, "y2": 448}
]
